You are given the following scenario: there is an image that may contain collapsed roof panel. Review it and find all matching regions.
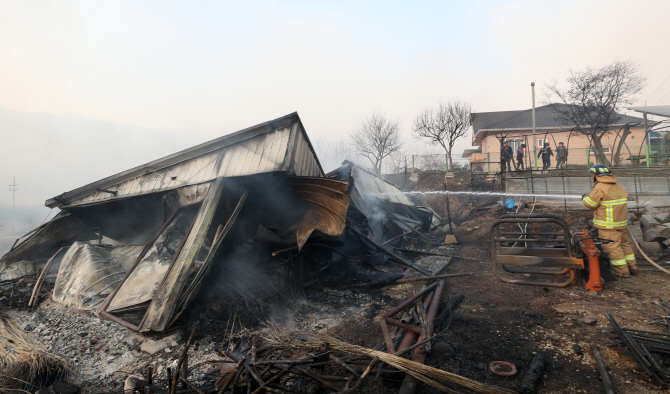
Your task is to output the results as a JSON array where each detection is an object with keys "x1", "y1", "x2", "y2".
[
  {"x1": 1, "y1": 211, "x2": 94, "y2": 266},
  {"x1": 349, "y1": 164, "x2": 414, "y2": 207},
  {"x1": 46, "y1": 113, "x2": 324, "y2": 209},
  {"x1": 52, "y1": 243, "x2": 144, "y2": 311},
  {"x1": 3, "y1": 113, "x2": 356, "y2": 333},
  {"x1": 327, "y1": 161, "x2": 431, "y2": 244}
]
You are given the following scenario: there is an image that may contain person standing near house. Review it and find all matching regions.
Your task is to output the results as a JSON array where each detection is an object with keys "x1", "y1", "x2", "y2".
[
  {"x1": 516, "y1": 144, "x2": 526, "y2": 170},
  {"x1": 502, "y1": 142, "x2": 514, "y2": 171},
  {"x1": 538, "y1": 142, "x2": 553, "y2": 170},
  {"x1": 555, "y1": 142, "x2": 568, "y2": 169},
  {"x1": 582, "y1": 164, "x2": 637, "y2": 278}
]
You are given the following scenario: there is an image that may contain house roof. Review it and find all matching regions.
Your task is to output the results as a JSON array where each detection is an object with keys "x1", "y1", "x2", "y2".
[
  {"x1": 46, "y1": 112, "x2": 324, "y2": 208},
  {"x1": 627, "y1": 105, "x2": 670, "y2": 119},
  {"x1": 471, "y1": 104, "x2": 645, "y2": 144}
]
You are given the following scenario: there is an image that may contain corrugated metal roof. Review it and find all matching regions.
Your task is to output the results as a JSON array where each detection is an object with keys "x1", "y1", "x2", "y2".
[
  {"x1": 351, "y1": 165, "x2": 414, "y2": 206},
  {"x1": 48, "y1": 113, "x2": 324, "y2": 208},
  {"x1": 627, "y1": 105, "x2": 670, "y2": 119},
  {"x1": 473, "y1": 104, "x2": 643, "y2": 135}
]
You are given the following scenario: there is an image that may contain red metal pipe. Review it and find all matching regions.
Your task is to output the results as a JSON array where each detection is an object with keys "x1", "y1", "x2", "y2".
[
  {"x1": 398, "y1": 279, "x2": 445, "y2": 394},
  {"x1": 395, "y1": 291, "x2": 434, "y2": 353},
  {"x1": 379, "y1": 283, "x2": 437, "y2": 353},
  {"x1": 383, "y1": 282, "x2": 438, "y2": 318}
]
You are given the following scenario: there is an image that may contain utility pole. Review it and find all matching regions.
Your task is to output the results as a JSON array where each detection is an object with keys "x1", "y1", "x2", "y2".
[
  {"x1": 531, "y1": 82, "x2": 537, "y2": 170},
  {"x1": 9, "y1": 176, "x2": 18, "y2": 233}
]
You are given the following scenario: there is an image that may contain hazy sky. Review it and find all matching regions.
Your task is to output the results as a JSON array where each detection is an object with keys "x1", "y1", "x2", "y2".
[{"x1": 2, "y1": 0, "x2": 670, "y2": 212}]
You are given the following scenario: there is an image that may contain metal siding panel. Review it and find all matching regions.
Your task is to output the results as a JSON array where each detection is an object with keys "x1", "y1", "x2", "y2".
[
  {"x1": 183, "y1": 154, "x2": 210, "y2": 186},
  {"x1": 253, "y1": 129, "x2": 277, "y2": 173},
  {"x1": 64, "y1": 120, "x2": 325, "y2": 207},
  {"x1": 265, "y1": 127, "x2": 289, "y2": 172},
  {"x1": 238, "y1": 135, "x2": 265, "y2": 176},
  {"x1": 142, "y1": 170, "x2": 165, "y2": 195},
  {"x1": 209, "y1": 149, "x2": 225, "y2": 181},
  {"x1": 298, "y1": 135, "x2": 309, "y2": 176},
  {"x1": 164, "y1": 160, "x2": 188, "y2": 189},
  {"x1": 126, "y1": 176, "x2": 145, "y2": 196},
  {"x1": 223, "y1": 143, "x2": 246, "y2": 177},
  {"x1": 217, "y1": 147, "x2": 235, "y2": 177},
  {"x1": 293, "y1": 131, "x2": 304, "y2": 175},
  {"x1": 227, "y1": 139, "x2": 250, "y2": 176},
  {"x1": 195, "y1": 152, "x2": 218, "y2": 183},
  {"x1": 199, "y1": 151, "x2": 220, "y2": 181},
  {"x1": 179, "y1": 155, "x2": 203, "y2": 185}
]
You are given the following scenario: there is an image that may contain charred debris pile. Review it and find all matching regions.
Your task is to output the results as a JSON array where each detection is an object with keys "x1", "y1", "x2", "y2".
[
  {"x1": 0, "y1": 112, "x2": 503, "y2": 392},
  {"x1": 0, "y1": 112, "x2": 452, "y2": 332}
]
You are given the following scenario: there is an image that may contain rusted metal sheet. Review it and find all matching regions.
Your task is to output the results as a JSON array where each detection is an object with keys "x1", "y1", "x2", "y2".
[
  {"x1": 47, "y1": 113, "x2": 325, "y2": 209},
  {"x1": 288, "y1": 177, "x2": 350, "y2": 248}
]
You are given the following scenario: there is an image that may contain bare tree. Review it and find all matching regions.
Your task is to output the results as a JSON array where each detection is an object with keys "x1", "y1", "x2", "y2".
[
  {"x1": 387, "y1": 150, "x2": 406, "y2": 174},
  {"x1": 351, "y1": 113, "x2": 403, "y2": 173},
  {"x1": 412, "y1": 101, "x2": 471, "y2": 170},
  {"x1": 546, "y1": 60, "x2": 646, "y2": 166}
]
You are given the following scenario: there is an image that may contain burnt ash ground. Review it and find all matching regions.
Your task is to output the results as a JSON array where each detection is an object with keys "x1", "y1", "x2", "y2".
[{"x1": 3, "y1": 170, "x2": 670, "y2": 394}]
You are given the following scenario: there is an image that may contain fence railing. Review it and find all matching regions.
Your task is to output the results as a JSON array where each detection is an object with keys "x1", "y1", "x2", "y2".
[{"x1": 469, "y1": 145, "x2": 670, "y2": 173}]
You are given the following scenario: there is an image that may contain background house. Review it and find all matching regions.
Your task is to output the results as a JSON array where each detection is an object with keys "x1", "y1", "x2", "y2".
[{"x1": 469, "y1": 104, "x2": 662, "y2": 172}]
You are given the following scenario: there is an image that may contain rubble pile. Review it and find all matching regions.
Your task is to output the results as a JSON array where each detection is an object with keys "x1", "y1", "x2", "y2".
[{"x1": 627, "y1": 205, "x2": 670, "y2": 255}]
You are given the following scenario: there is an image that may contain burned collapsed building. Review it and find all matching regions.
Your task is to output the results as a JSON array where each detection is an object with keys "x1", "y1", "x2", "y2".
[{"x1": 0, "y1": 113, "x2": 436, "y2": 333}]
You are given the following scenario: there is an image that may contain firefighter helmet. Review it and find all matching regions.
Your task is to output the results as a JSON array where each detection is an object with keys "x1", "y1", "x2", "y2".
[{"x1": 589, "y1": 164, "x2": 611, "y2": 176}]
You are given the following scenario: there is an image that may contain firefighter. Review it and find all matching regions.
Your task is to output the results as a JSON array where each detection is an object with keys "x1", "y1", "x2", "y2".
[{"x1": 582, "y1": 164, "x2": 638, "y2": 277}]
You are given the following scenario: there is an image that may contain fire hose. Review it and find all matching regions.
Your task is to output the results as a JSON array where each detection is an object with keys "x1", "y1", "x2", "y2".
[{"x1": 626, "y1": 227, "x2": 670, "y2": 276}]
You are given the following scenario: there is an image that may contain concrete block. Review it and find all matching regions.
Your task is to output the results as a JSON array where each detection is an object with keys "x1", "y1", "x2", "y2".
[
  {"x1": 644, "y1": 204, "x2": 659, "y2": 214},
  {"x1": 640, "y1": 215, "x2": 660, "y2": 232},
  {"x1": 628, "y1": 225, "x2": 644, "y2": 244},
  {"x1": 644, "y1": 228, "x2": 666, "y2": 242},
  {"x1": 639, "y1": 241, "x2": 664, "y2": 255},
  {"x1": 653, "y1": 212, "x2": 670, "y2": 223},
  {"x1": 663, "y1": 239, "x2": 670, "y2": 248},
  {"x1": 628, "y1": 212, "x2": 639, "y2": 223}
]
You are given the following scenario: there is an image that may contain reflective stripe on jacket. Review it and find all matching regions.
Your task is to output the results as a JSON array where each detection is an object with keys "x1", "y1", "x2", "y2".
[{"x1": 582, "y1": 175, "x2": 628, "y2": 229}]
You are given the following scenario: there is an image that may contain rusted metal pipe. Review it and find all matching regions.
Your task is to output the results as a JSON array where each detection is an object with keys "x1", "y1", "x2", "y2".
[
  {"x1": 395, "y1": 292, "x2": 434, "y2": 353},
  {"x1": 380, "y1": 283, "x2": 437, "y2": 353},
  {"x1": 398, "y1": 279, "x2": 446, "y2": 394}
]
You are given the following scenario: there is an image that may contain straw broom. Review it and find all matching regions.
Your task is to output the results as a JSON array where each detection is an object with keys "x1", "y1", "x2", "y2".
[
  {"x1": 0, "y1": 313, "x2": 71, "y2": 394},
  {"x1": 263, "y1": 323, "x2": 516, "y2": 394}
]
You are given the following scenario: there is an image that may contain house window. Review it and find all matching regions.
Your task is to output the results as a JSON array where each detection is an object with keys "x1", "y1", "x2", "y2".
[
  {"x1": 588, "y1": 147, "x2": 611, "y2": 154},
  {"x1": 505, "y1": 138, "x2": 524, "y2": 151},
  {"x1": 538, "y1": 138, "x2": 546, "y2": 148}
]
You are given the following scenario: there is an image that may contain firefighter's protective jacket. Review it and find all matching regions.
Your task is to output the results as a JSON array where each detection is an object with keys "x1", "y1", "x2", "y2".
[{"x1": 582, "y1": 175, "x2": 628, "y2": 229}]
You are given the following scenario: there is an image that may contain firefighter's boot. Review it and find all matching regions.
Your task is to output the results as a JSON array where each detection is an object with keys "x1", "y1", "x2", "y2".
[{"x1": 610, "y1": 262, "x2": 630, "y2": 278}]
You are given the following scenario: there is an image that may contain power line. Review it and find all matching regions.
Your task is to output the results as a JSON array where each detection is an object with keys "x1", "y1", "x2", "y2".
[
  {"x1": 654, "y1": 87, "x2": 670, "y2": 106},
  {"x1": 647, "y1": 71, "x2": 670, "y2": 102}
]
